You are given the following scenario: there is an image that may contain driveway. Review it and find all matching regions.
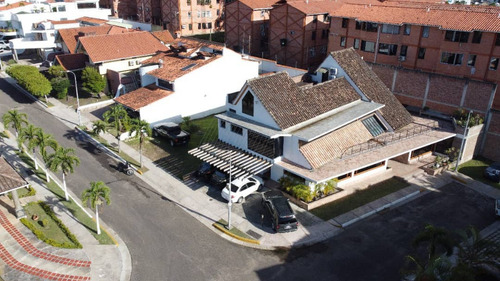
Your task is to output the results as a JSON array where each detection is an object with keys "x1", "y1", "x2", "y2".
[{"x1": 255, "y1": 181, "x2": 497, "y2": 281}]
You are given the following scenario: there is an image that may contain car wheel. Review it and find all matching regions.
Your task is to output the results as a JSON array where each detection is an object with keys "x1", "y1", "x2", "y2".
[
  {"x1": 170, "y1": 140, "x2": 175, "y2": 147},
  {"x1": 237, "y1": 197, "x2": 244, "y2": 203},
  {"x1": 271, "y1": 222, "x2": 276, "y2": 232}
]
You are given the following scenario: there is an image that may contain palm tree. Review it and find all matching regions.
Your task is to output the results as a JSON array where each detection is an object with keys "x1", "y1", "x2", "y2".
[
  {"x1": 82, "y1": 181, "x2": 111, "y2": 235},
  {"x1": 456, "y1": 225, "x2": 500, "y2": 272},
  {"x1": 403, "y1": 255, "x2": 452, "y2": 281},
  {"x1": 35, "y1": 130, "x2": 59, "y2": 182},
  {"x1": 18, "y1": 124, "x2": 41, "y2": 169},
  {"x1": 412, "y1": 224, "x2": 455, "y2": 261},
  {"x1": 3, "y1": 109, "x2": 28, "y2": 138},
  {"x1": 46, "y1": 146, "x2": 80, "y2": 201},
  {"x1": 128, "y1": 118, "x2": 151, "y2": 167},
  {"x1": 103, "y1": 104, "x2": 129, "y2": 153},
  {"x1": 92, "y1": 120, "x2": 107, "y2": 136}
]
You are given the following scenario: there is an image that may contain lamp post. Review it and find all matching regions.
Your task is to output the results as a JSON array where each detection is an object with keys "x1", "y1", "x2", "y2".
[
  {"x1": 455, "y1": 110, "x2": 473, "y2": 172},
  {"x1": 227, "y1": 156, "x2": 232, "y2": 230},
  {"x1": 67, "y1": 70, "x2": 81, "y2": 126}
]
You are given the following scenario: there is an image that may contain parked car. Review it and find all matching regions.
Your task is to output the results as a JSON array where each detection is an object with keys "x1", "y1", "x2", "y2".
[
  {"x1": 195, "y1": 162, "x2": 215, "y2": 181},
  {"x1": 484, "y1": 162, "x2": 500, "y2": 183},
  {"x1": 221, "y1": 176, "x2": 264, "y2": 203},
  {"x1": 0, "y1": 40, "x2": 10, "y2": 50},
  {"x1": 262, "y1": 190, "x2": 298, "y2": 233},
  {"x1": 210, "y1": 170, "x2": 229, "y2": 188},
  {"x1": 152, "y1": 122, "x2": 190, "y2": 146}
]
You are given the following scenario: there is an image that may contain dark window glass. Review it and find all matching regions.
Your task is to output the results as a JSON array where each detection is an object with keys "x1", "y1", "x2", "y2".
[
  {"x1": 404, "y1": 24, "x2": 411, "y2": 35},
  {"x1": 220, "y1": 120, "x2": 226, "y2": 128},
  {"x1": 490, "y1": 58, "x2": 499, "y2": 70},
  {"x1": 418, "y1": 48, "x2": 426, "y2": 59},
  {"x1": 311, "y1": 31, "x2": 316, "y2": 40},
  {"x1": 378, "y1": 43, "x2": 398, "y2": 55},
  {"x1": 496, "y1": 34, "x2": 500, "y2": 46},
  {"x1": 472, "y1": 31, "x2": 482, "y2": 44},
  {"x1": 400, "y1": 45, "x2": 408, "y2": 56},
  {"x1": 342, "y1": 18, "x2": 348, "y2": 28},
  {"x1": 231, "y1": 124, "x2": 243, "y2": 135},
  {"x1": 189, "y1": 24, "x2": 192, "y2": 30},
  {"x1": 340, "y1": 37, "x2": 346, "y2": 47},
  {"x1": 467, "y1": 54, "x2": 476, "y2": 67},
  {"x1": 440, "y1": 52, "x2": 463, "y2": 65},
  {"x1": 444, "y1": 31, "x2": 469, "y2": 43},
  {"x1": 381, "y1": 24, "x2": 399, "y2": 34},
  {"x1": 355, "y1": 21, "x2": 361, "y2": 30},
  {"x1": 354, "y1": 38, "x2": 360, "y2": 49},
  {"x1": 158, "y1": 79, "x2": 173, "y2": 90},
  {"x1": 360, "y1": 40, "x2": 375, "y2": 53},
  {"x1": 422, "y1": 26, "x2": 429, "y2": 38},
  {"x1": 242, "y1": 92, "x2": 254, "y2": 116}
]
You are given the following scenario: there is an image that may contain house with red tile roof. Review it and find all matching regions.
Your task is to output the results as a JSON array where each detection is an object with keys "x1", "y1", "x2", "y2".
[
  {"x1": 189, "y1": 48, "x2": 456, "y2": 192},
  {"x1": 75, "y1": 31, "x2": 168, "y2": 75}
]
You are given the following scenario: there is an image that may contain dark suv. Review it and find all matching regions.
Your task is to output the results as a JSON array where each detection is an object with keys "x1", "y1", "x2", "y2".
[
  {"x1": 152, "y1": 122, "x2": 190, "y2": 146},
  {"x1": 262, "y1": 190, "x2": 298, "y2": 233},
  {"x1": 484, "y1": 162, "x2": 500, "y2": 183}
]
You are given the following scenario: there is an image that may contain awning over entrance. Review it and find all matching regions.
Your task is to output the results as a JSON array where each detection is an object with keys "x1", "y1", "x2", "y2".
[
  {"x1": 188, "y1": 141, "x2": 273, "y2": 179},
  {"x1": 0, "y1": 157, "x2": 28, "y2": 195}
]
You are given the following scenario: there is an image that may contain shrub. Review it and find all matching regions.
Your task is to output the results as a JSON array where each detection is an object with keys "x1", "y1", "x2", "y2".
[
  {"x1": 287, "y1": 184, "x2": 314, "y2": 202},
  {"x1": 40, "y1": 218, "x2": 49, "y2": 227},
  {"x1": 8, "y1": 185, "x2": 36, "y2": 199},
  {"x1": 50, "y1": 77, "x2": 70, "y2": 99},
  {"x1": 6, "y1": 65, "x2": 52, "y2": 98},
  {"x1": 181, "y1": 116, "x2": 200, "y2": 133},
  {"x1": 48, "y1": 65, "x2": 66, "y2": 79},
  {"x1": 82, "y1": 66, "x2": 106, "y2": 95},
  {"x1": 453, "y1": 108, "x2": 484, "y2": 128}
]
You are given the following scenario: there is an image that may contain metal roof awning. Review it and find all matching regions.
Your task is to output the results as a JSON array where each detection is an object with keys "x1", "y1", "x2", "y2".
[{"x1": 188, "y1": 141, "x2": 273, "y2": 179}]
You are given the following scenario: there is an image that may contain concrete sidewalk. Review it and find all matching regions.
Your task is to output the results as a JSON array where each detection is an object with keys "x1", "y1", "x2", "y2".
[{"x1": 0, "y1": 122, "x2": 131, "y2": 281}]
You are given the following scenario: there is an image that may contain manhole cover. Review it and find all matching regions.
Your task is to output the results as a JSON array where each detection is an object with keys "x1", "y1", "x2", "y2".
[{"x1": 246, "y1": 229, "x2": 261, "y2": 239}]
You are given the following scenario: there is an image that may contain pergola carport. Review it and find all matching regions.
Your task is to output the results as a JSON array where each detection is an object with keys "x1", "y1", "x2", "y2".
[
  {"x1": 188, "y1": 141, "x2": 272, "y2": 180},
  {"x1": 0, "y1": 157, "x2": 28, "y2": 218}
]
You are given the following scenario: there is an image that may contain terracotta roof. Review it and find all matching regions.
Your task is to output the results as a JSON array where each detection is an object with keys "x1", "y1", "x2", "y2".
[
  {"x1": 236, "y1": 0, "x2": 278, "y2": 9},
  {"x1": 76, "y1": 17, "x2": 108, "y2": 25},
  {"x1": 145, "y1": 53, "x2": 221, "y2": 81},
  {"x1": 50, "y1": 20, "x2": 79, "y2": 25},
  {"x1": 58, "y1": 26, "x2": 114, "y2": 54},
  {"x1": 0, "y1": 157, "x2": 28, "y2": 195},
  {"x1": 247, "y1": 72, "x2": 360, "y2": 130},
  {"x1": 0, "y1": 1, "x2": 31, "y2": 10},
  {"x1": 114, "y1": 84, "x2": 174, "y2": 110},
  {"x1": 151, "y1": 30, "x2": 175, "y2": 44},
  {"x1": 55, "y1": 53, "x2": 88, "y2": 71},
  {"x1": 171, "y1": 37, "x2": 224, "y2": 53},
  {"x1": 107, "y1": 25, "x2": 137, "y2": 34},
  {"x1": 331, "y1": 3, "x2": 500, "y2": 32},
  {"x1": 330, "y1": 48, "x2": 412, "y2": 130},
  {"x1": 79, "y1": 32, "x2": 168, "y2": 63},
  {"x1": 299, "y1": 120, "x2": 373, "y2": 168}
]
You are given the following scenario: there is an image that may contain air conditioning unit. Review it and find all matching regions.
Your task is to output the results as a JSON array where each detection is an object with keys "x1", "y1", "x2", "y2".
[{"x1": 398, "y1": 55, "x2": 406, "y2": 61}]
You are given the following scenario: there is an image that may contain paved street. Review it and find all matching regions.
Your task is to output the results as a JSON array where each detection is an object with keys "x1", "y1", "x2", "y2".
[{"x1": 1, "y1": 78, "x2": 498, "y2": 281}]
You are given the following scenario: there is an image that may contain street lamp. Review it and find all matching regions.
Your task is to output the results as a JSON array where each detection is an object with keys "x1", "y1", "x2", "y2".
[
  {"x1": 454, "y1": 110, "x2": 473, "y2": 172},
  {"x1": 227, "y1": 156, "x2": 232, "y2": 230},
  {"x1": 67, "y1": 70, "x2": 81, "y2": 126}
]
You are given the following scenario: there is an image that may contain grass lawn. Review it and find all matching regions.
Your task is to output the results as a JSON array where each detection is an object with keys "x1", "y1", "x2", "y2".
[
  {"x1": 311, "y1": 177, "x2": 410, "y2": 221},
  {"x1": 458, "y1": 157, "x2": 500, "y2": 189},
  {"x1": 126, "y1": 115, "x2": 219, "y2": 178},
  {"x1": 8, "y1": 186, "x2": 36, "y2": 199},
  {"x1": 54, "y1": 82, "x2": 111, "y2": 109},
  {"x1": 23, "y1": 202, "x2": 80, "y2": 248},
  {"x1": 17, "y1": 152, "x2": 114, "y2": 245},
  {"x1": 188, "y1": 32, "x2": 225, "y2": 43},
  {"x1": 215, "y1": 219, "x2": 252, "y2": 239}
]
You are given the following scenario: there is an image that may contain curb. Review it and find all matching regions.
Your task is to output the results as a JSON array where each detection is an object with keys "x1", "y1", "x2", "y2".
[
  {"x1": 451, "y1": 174, "x2": 468, "y2": 184},
  {"x1": 212, "y1": 223, "x2": 260, "y2": 245}
]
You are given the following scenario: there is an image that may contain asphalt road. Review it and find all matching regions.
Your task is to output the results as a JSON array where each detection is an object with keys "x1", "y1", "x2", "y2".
[{"x1": 1, "y1": 79, "x2": 497, "y2": 281}]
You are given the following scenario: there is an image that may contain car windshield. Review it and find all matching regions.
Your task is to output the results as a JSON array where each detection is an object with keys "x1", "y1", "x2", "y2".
[
  {"x1": 199, "y1": 163, "x2": 211, "y2": 171},
  {"x1": 213, "y1": 171, "x2": 225, "y2": 179},
  {"x1": 279, "y1": 217, "x2": 297, "y2": 224},
  {"x1": 168, "y1": 127, "x2": 181, "y2": 135}
]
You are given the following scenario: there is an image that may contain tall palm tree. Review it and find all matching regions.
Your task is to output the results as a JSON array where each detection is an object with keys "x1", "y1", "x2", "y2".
[
  {"x1": 92, "y1": 120, "x2": 107, "y2": 136},
  {"x1": 403, "y1": 255, "x2": 452, "y2": 281},
  {"x1": 412, "y1": 224, "x2": 455, "y2": 261},
  {"x1": 2, "y1": 109, "x2": 28, "y2": 138},
  {"x1": 35, "y1": 130, "x2": 59, "y2": 182},
  {"x1": 128, "y1": 118, "x2": 151, "y2": 167},
  {"x1": 103, "y1": 104, "x2": 129, "y2": 153},
  {"x1": 456, "y1": 226, "x2": 500, "y2": 271},
  {"x1": 46, "y1": 146, "x2": 80, "y2": 201},
  {"x1": 18, "y1": 124, "x2": 41, "y2": 169},
  {"x1": 82, "y1": 181, "x2": 111, "y2": 235}
]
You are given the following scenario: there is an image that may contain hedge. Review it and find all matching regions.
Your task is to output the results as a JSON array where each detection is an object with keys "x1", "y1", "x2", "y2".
[
  {"x1": 20, "y1": 201, "x2": 82, "y2": 249},
  {"x1": 6, "y1": 65, "x2": 52, "y2": 98}
]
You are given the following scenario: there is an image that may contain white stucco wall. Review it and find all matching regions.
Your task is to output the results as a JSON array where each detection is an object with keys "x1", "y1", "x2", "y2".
[
  {"x1": 98, "y1": 56, "x2": 153, "y2": 75},
  {"x1": 228, "y1": 88, "x2": 280, "y2": 129},
  {"x1": 217, "y1": 120, "x2": 249, "y2": 150},
  {"x1": 139, "y1": 66, "x2": 159, "y2": 87},
  {"x1": 258, "y1": 60, "x2": 306, "y2": 77}
]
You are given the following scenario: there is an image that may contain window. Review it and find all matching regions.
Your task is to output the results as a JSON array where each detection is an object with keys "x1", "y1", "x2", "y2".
[
  {"x1": 445, "y1": 31, "x2": 469, "y2": 43},
  {"x1": 320, "y1": 45, "x2": 327, "y2": 54},
  {"x1": 441, "y1": 52, "x2": 463, "y2": 65},
  {"x1": 220, "y1": 120, "x2": 226, "y2": 128},
  {"x1": 378, "y1": 43, "x2": 398, "y2": 55},
  {"x1": 188, "y1": 11, "x2": 191, "y2": 18},
  {"x1": 242, "y1": 92, "x2": 254, "y2": 116},
  {"x1": 187, "y1": 0, "x2": 191, "y2": 5},
  {"x1": 354, "y1": 38, "x2": 360, "y2": 49},
  {"x1": 472, "y1": 31, "x2": 482, "y2": 44},
  {"x1": 496, "y1": 34, "x2": 500, "y2": 46},
  {"x1": 208, "y1": 22, "x2": 212, "y2": 29},
  {"x1": 467, "y1": 54, "x2": 476, "y2": 67},
  {"x1": 198, "y1": 23, "x2": 201, "y2": 29},
  {"x1": 356, "y1": 21, "x2": 377, "y2": 32},
  {"x1": 313, "y1": 15, "x2": 317, "y2": 23},
  {"x1": 360, "y1": 40, "x2": 375, "y2": 52},
  {"x1": 340, "y1": 37, "x2": 346, "y2": 47},
  {"x1": 202, "y1": 23, "x2": 207, "y2": 29},
  {"x1": 311, "y1": 31, "x2": 316, "y2": 40},
  {"x1": 355, "y1": 21, "x2": 361, "y2": 30},
  {"x1": 128, "y1": 61, "x2": 135, "y2": 66},
  {"x1": 189, "y1": 24, "x2": 192, "y2": 30},
  {"x1": 342, "y1": 18, "x2": 349, "y2": 28},
  {"x1": 309, "y1": 47, "x2": 316, "y2": 57},
  {"x1": 418, "y1": 48, "x2": 426, "y2": 59},
  {"x1": 422, "y1": 26, "x2": 429, "y2": 38},
  {"x1": 197, "y1": 11, "x2": 201, "y2": 18},
  {"x1": 321, "y1": 29, "x2": 328, "y2": 39},
  {"x1": 58, "y1": 6, "x2": 66, "y2": 12},
  {"x1": 231, "y1": 124, "x2": 243, "y2": 135},
  {"x1": 404, "y1": 24, "x2": 411, "y2": 35},
  {"x1": 158, "y1": 79, "x2": 173, "y2": 90},
  {"x1": 490, "y1": 58, "x2": 499, "y2": 70},
  {"x1": 362, "y1": 116, "x2": 385, "y2": 136},
  {"x1": 206, "y1": 11, "x2": 211, "y2": 18},
  {"x1": 400, "y1": 45, "x2": 408, "y2": 57},
  {"x1": 381, "y1": 24, "x2": 400, "y2": 34}
]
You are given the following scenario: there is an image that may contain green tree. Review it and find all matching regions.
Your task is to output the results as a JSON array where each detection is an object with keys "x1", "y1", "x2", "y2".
[
  {"x1": 46, "y1": 146, "x2": 80, "y2": 201},
  {"x1": 48, "y1": 65, "x2": 66, "y2": 78},
  {"x1": 403, "y1": 255, "x2": 452, "y2": 281},
  {"x1": 92, "y1": 120, "x2": 108, "y2": 136},
  {"x1": 7, "y1": 65, "x2": 52, "y2": 103},
  {"x1": 50, "y1": 77, "x2": 71, "y2": 99},
  {"x1": 412, "y1": 224, "x2": 455, "y2": 261},
  {"x1": 129, "y1": 118, "x2": 151, "y2": 167},
  {"x1": 82, "y1": 181, "x2": 111, "y2": 235},
  {"x1": 18, "y1": 124, "x2": 41, "y2": 169},
  {"x1": 103, "y1": 104, "x2": 129, "y2": 153},
  {"x1": 456, "y1": 226, "x2": 500, "y2": 273},
  {"x1": 81, "y1": 67, "x2": 106, "y2": 96},
  {"x1": 2, "y1": 109, "x2": 28, "y2": 138},
  {"x1": 35, "y1": 130, "x2": 58, "y2": 182}
]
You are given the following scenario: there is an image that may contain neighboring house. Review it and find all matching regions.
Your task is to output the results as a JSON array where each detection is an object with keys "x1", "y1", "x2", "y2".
[
  {"x1": 56, "y1": 25, "x2": 134, "y2": 54},
  {"x1": 75, "y1": 31, "x2": 168, "y2": 75},
  {"x1": 114, "y1": 38, "x2": 260, "y2": 124},
  {"x1": 190, "y1": 48, "x2": 456, "y2": 189},
  {"x1": 54, "y1": 53, "x2": 89, "y2": 71}
]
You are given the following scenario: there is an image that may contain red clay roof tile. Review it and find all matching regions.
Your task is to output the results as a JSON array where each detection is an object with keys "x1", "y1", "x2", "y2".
[
  {"x1": 58, "y1": 26, "x2": 114, "y2": 54},
  {"x1": 114, "y1": 84, "x2": 174, "y2": 110},
  {"x1": 55, "y1": 53, "x2": 88, "y2": 71}
]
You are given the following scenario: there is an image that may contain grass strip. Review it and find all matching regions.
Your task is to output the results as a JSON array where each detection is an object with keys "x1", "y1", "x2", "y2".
[
  {"x1": 458, "y1": 158, "x2": 500, "y2": 190},
  {"x1": 215, "y1": 219, "x2": 252, "y2": 240},
  {"x1": 311, "y1": 177, "x2": 410, "y2": 221}
]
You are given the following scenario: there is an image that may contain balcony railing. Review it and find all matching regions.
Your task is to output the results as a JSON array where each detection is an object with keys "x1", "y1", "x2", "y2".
[{"x1": 341, "y1": 121, "x2": 437, "y2": 159}]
